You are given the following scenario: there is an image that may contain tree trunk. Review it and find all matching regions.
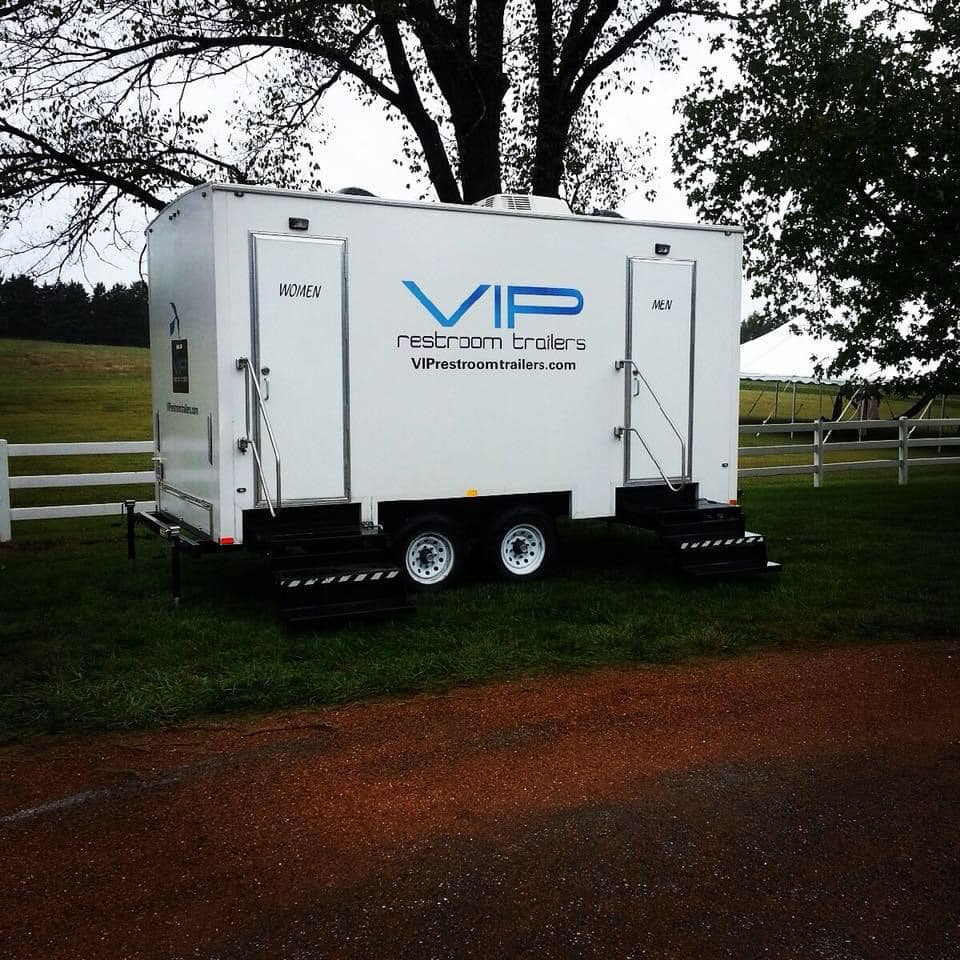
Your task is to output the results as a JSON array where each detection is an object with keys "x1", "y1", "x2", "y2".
[
  {"x1": 406, "y1": 0, "x2": 508, "y2": 204},
  {"x1": 530, "y1": 103, "x2": 571, "y2": 197},
  {"x1": 456, "y1": 107, "x2": 504, "y2": 203}
]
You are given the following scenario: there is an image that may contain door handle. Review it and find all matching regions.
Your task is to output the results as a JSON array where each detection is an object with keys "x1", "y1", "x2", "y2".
[
  {"x1": 615, "y1": 359, "x2": 642, "y2": 398},
  {"x1": 261, "y1": 366, "x2": 270, "y2": 401}
]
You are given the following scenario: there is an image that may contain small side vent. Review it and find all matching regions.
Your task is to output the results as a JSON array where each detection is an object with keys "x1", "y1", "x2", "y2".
[{"x1": 474, "y1": 194, "x2": 571, "y2": 215}]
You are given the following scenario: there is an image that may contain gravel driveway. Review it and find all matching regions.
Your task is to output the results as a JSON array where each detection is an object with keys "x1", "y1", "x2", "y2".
[{"x1": 1, "y1": 641, "x2": 957, "y2": 959}]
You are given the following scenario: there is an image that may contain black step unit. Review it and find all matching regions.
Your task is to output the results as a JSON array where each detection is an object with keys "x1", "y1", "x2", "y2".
[
  {"x1": 244, "y1": 502, "x2": 364, "y2": 552},
  {"x1": 671, "y1": 531, "x2": 779, "y2": 577},
  {"x1": 615, "y1": 481, "x2": 700, "y2": 525},
  {"x1": 654, "y1": 500, "x2": 747, "y2": 540},
  {"x1": 267, "y1": 526, "x2": 392, "y2": 561},
  {"x1": 273, "y1": 559, "x2": 410, "y2": 624},
  {"x1": 617, "y1": 488, "x2": 779, "y2": 578},
  {"x1": 249, "y1": 504, "x2": 410, "y2": 623}
]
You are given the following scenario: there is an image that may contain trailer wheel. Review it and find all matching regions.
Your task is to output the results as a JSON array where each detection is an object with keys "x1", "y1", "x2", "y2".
[
  {"x1": 488, "y1": 508, "x2": 556, "y2": 581},
  {"x1": 396, "y1": 515, "x2": 464, "y2": 590}
]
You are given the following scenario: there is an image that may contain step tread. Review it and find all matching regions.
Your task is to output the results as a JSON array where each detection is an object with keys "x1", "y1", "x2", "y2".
[
  {"x1": 282, "y1": 599, "x2": 413, "y2": 624},
  {"x1": 273, "y1": 557, "x2": 402, "y2": 586},
  {"x1": 656, "y1": 501, "x2": 744, "y2": 522},
  {"x1": 682, "y1": 559, "x2": 781, "y2": 578},
  {"x1": 262, "y1": 525, "x2": 386, "y2": 544},
  {"x1": 674, "y1": 533, "x2": 765, "y2": 549},
  {"x1": 271, "y1": 546, "x2": 395, "y2": 570},
  {"x1": 275, "y1": 566, "x2": 403, "y2": 587}
]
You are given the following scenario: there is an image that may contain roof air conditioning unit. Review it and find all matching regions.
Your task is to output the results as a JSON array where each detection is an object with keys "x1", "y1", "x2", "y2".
[{"x1": 474, "y1": 194, "x2": 571, "y2": 215}]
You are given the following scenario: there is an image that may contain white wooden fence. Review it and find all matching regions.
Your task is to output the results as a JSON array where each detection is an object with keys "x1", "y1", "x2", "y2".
[
  {"x1": 739, "y1": 417, "x2": 960, "y2": 485},
  {"x1": 0, "y1": 439, "x2": 154, "y2": 542},
  {"x1": 2, "y1": 418, "x2": 959, "y2": 541}
]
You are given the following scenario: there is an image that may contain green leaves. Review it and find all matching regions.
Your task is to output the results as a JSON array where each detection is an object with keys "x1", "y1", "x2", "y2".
[{"x1": 675, "y1": 0, "x2": 960, "y2": 393}]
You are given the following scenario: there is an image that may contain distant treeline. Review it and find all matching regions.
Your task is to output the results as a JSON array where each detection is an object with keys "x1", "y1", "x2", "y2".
[
  {"x1": 0, "y1": 274, "x2": 797, "y2": 349},
  {"x1": 0, "y1": 274, "x2": 149, "y2": 347}
]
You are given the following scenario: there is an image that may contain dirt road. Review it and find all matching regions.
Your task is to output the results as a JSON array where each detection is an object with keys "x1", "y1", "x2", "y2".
[{"x1": 1, "y1": 642, "x2": 958, "y2": 959}]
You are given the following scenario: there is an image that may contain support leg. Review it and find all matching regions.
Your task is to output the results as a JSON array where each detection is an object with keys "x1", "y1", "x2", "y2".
[
  {"x1": 170, "y1": 527, "x2": 182, "y2": 609},
  {"x1": 125, "y1": 499, "x2": 136, "y2": 562}
]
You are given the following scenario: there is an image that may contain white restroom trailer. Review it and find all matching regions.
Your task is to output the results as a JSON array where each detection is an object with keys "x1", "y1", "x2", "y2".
[{"x1": 141, "y1": 184, "x2": 774, "y2": 621}]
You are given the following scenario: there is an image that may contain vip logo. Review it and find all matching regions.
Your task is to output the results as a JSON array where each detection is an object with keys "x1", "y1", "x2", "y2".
[
  {"x1": 168, "y1": 302, "x2": 182, "y2": 337},
  {"x1": 403, "y1": 281, "x2": 583, "y2": 329}
]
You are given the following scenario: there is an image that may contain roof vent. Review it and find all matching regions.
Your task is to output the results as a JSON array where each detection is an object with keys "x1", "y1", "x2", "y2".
[{"x1": 474, "y1": 194, "x2": 571, "y2": 215}]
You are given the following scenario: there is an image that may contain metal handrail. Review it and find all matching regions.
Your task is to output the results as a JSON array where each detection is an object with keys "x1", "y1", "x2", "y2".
[
  {"x1": 236, "y1": 357, "x2": 281, "y2": 516},
  {"x1": 614, "y1": 426, "x2": 684, "y2": 493},
  {"x1": 616, "y1": 359, "x2": 687, "y2": 480}
]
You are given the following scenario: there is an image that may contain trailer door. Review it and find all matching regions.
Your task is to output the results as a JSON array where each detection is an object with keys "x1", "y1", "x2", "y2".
[
  {"x1": 625, "y1": 258, "x2": 694, "y2": 484},
  {"x1": 252, "y1": 234, "x2": 348, "y2": 504}
]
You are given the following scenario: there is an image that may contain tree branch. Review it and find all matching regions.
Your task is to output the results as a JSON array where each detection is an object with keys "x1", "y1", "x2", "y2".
[
  {"x1": 374, "y1": 8, "x2": 463, "y2": 201},
  {"x1": 0, "y1": 118, "x2": 168, "y2": 209},
  {"x1": 571, "y1": 2, "x2": 676, "y2": 106}
]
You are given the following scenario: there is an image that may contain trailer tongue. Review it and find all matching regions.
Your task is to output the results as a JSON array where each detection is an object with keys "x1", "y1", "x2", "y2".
[{"x1": 137, "y1": 185, "x2": 777, "y2": 622}]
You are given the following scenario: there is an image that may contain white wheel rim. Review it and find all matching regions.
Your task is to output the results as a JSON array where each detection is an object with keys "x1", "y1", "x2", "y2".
[
  {"x1": 500, "y1": 524, "x2": 546, "y2": 575},
  {"x1": 405, "y1": 532, "x2": 455, "y2": 585}
]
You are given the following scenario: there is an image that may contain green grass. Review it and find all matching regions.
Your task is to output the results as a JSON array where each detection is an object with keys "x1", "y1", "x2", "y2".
[
  {"x1": 0, "y1": 338, "x2": 153, "y2": 507},
  {"x1": 1, "y1": 471, "x2": 958, "y2": 736},
  {"x1": 1, "y1": 338, "x2": 958, "y2": 737}
]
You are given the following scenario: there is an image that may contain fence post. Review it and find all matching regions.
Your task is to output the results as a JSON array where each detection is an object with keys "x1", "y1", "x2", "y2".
[
  {"x1": 0, "y1": 440, "x2": 10, "y2": 543},
  {"x1": 898, "y1": 416, "x2": 909, "y2": 486},
  {"x1": 813, "y1": 419, "x2": 824, "y2": 488}
]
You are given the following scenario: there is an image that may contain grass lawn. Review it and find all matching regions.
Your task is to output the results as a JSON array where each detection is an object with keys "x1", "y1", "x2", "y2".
[
  {"x1": 2, "y1": 472, "x2": 958, "y2": 737},
  {"x1": 0, "y1": 338, "x2": 153, "y2": 508},
  {"x1": 1, "y1": 338, "x2": 959, "y2": 737}
]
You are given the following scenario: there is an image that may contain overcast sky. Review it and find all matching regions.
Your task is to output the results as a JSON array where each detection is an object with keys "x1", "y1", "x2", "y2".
[{"x1": 8, "y1": 25, "x2": 735, "y2": 294}]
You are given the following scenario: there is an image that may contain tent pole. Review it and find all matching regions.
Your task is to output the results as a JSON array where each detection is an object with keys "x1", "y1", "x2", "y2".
[
  {"x1": 746, "y1": 388, "x2": 766, "y2": 420},
  {"x1": 825, "y1": 387, "x2": 859, "y2": 444},
  {"x1": 790, "y1": 382, "x2": 797, "y2": 438}
]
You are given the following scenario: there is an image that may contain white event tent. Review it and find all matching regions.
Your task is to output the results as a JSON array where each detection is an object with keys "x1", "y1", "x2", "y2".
[
  {"x1": 740, "y1": 322, "x2": 884, "y2": 385},
  {"x1": 739, "y1": 322, "x2": 945, "y2": 426},
  {"x1": 739, "y1": 322, "x2": 890, "y2": 424}
]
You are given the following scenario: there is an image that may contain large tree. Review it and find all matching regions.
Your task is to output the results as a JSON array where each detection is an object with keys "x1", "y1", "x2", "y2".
[
  {"x1": 0, "y1": 0, "x2": 728, "y2": 273},
  {"x1": 674, "y1": 0, "x2": 959, "y2": 393}
]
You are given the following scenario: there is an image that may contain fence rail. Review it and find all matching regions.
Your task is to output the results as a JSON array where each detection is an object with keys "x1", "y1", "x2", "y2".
[
  {"x1": 0, "y1": 438, "x2": 154, "y2": 542},
  {"x1": 2, "y1": 418, "x2": 959, "y2": 540},
  {"x1": 739, "y1": 417, "x2": 960, "y2": 485}
]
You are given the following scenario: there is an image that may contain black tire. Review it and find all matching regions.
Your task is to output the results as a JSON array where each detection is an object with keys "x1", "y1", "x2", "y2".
[
  {"x1": 394, "y1": 514, "x2": 465, "y2": 591},
  {"x1": 486, "y1": 507, "x2": 557, "y2": 582}
]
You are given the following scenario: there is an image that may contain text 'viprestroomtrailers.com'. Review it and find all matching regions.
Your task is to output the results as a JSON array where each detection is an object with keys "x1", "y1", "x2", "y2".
[{"x1": 410, "y1": 357, "x2": 577, "y2": 372}]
